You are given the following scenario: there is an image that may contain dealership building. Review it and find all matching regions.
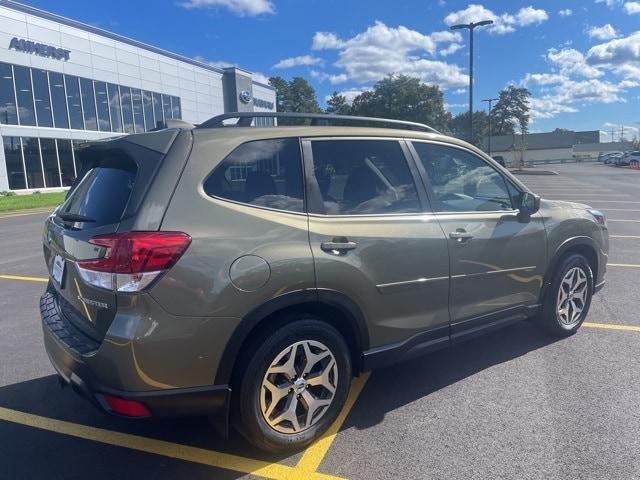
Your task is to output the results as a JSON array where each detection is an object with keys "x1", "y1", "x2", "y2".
[{"x1": 0, "y1": 0, "x2": 276, "y2": 192}]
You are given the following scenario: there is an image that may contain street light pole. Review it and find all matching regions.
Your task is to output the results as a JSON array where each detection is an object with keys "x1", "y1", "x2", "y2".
[
  {"x1": 482, "y1": 97, "x2": 498, "y2": 156},
  {"x1": 450, "y1": 19, "x2": 493, "y2": 143}
]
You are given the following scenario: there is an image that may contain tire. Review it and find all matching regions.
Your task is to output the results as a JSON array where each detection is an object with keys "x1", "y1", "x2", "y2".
[
  {"x1": 539, "y1": 254, "x2": 594, "y2": 337},
  {"x1": 234, "y1": 317, "x2": 352, "y2": 453}
]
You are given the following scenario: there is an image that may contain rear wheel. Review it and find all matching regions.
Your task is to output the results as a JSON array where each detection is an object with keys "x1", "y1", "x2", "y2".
[
  {"x1": 540, "y1": 254, "x2": 593, "y2": 337},
  {"x1": 234, "y1": 318, "x2": 351, "y2": 453}
]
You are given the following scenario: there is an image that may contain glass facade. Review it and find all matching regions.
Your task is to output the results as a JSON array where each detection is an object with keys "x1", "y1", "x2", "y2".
[
  {"x1": 32, "y1": 69, "x2": 53, "y2": 128},
  {"x1": 0, "y1": 63, "x2": 18, "y2": 125},
  {"x1": 13, "y1": 65, "x2": 35, "y2": 126},
  {"x1": 2, "y1": 136, "x2": 83, "y2": 190},
  {"x1": 49, "y1": 72, "x2": 68, "y2": 129},
  {"x1": 0, "y1": 62, "x2": 181, "y2": 133}
]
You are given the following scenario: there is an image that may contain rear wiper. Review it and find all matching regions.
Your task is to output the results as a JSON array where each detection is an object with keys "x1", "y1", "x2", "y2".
[{"x1": 57, "y1": 212, "x2": 96, "y2": 223}]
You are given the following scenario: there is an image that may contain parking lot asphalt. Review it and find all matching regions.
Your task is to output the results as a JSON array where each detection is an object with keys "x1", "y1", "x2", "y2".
[{"x1": 0, "y1": 162, "x2": 639, "y2": 479}]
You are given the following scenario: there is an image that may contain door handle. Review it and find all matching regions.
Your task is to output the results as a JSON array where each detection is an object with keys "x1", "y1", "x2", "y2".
[
  {"x1": 449, "y1": 230, "x2": 473, "y2": 242},
  {"x1": 321, "y1": 237, "x2": 358, "y2": 254}
]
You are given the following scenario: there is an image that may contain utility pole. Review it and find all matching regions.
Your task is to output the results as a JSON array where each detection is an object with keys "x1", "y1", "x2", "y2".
[
  {"x1": 450, "y1": 19, "x2": 493, "y2": 144},
  {"x1": 482, "y1": 97, "x2": 498, "y2": 156}
]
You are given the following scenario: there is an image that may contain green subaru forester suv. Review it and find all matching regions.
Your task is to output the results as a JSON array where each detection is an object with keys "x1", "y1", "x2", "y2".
[{"x1": 41, "y1": 113, "x2": 608, "y2": 452}]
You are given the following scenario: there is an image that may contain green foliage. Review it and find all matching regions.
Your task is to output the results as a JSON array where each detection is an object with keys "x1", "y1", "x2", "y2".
[
  {"x1": 491, "y1": 85, "x2": 531, "y2": 136},
  {"x1": 448, "y1": 110, "x2": 489, "y2": 148},
  {"x1": 268, "y1": 76, "x2": 321, "y2": 118},
  {"x1": 325, "y1": 91, "x2": 351, "y2": 115},
  {"x1": 0, "y1": 191, "x2": 66, "y2": 212},
  {"x1": 348, "y1": 75, "x2": 449, "y2": 131}
]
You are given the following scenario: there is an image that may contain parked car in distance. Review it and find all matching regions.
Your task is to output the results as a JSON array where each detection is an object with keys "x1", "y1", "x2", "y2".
[
  {"x1": 605, "y1": 153, "x2": 624, "y2": 164},
  {"x1": 598, "y1": 151, "x2": 622, "y2": 163},
  {"x1": 615, "y1": 151, "x2": 640, "y2": 167},
  {"x1": 40, "y1": 112, "x2": 609, "y2": 453}
]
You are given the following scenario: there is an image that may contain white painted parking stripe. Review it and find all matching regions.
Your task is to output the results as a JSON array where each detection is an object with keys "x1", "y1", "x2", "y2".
[{"x1": 610, "y1": 235, "x2": 640, "y2": 239}]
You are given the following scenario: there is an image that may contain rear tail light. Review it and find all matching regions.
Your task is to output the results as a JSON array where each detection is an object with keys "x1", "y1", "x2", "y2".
[
  {"x1": 77, "y1": 231, "x2": 191, "y2": 292},
  {"x1": 102, "y1": 394, "x2": 150, "y2": 417}
]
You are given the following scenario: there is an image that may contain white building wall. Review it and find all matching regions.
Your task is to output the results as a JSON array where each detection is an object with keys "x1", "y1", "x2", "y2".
[
  {"x1": 0, "y1": 3, "x2": 275, "y2": 191},
  {"x1": 0, "y1": 4, "x2": 230, "y2": 126},
  {"x1": 491, "y1": 147, "x2": 573, "y2": 165}
]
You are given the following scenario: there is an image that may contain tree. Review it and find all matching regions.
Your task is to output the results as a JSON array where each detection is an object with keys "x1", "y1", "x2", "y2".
[
  {"x1": 325, "y1": 91, "x2": 351, "y2": 115},
  {"x1": 268, "y1": 76, "x2": 289, "y2": 113},
  {"x1": 491, "y1": 86, "x2": 531, "y2": 136},
  {"x1": 349, "y1": 74, "x2": 449, "y2": 131},
  {"x1": 268, "y1": 76, "x2": 321, "y2": 115},
  {"x1": 448, "y1": 110, "x2": 488, "y2": 148}
]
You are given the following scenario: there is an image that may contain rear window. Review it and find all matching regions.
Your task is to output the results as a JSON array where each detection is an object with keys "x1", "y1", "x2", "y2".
[{"x1": 59, "y1": 162, "x2": 136, "y2": 227}]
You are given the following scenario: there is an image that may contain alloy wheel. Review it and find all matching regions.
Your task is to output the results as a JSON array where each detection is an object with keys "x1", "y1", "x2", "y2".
[
  {"x1": 260, "y1": 340, "x2": 338, "y2": 434},
  {"x1": 556, "y1": 266, "x2": 588, "y2": 326}
]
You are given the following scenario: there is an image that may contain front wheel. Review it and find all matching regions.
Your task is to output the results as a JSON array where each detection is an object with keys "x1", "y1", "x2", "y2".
[
  {"x1": 539, "y1": 254, "x2": 593, "y2": 337},
  {"x1": 234, "y1": 318, "x2": 351, "y2": 453}
]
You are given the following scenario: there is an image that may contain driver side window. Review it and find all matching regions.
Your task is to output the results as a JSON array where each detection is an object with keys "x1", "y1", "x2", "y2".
[{"x1": 412, "y1": 142, "x2": 513, "y2": 212}]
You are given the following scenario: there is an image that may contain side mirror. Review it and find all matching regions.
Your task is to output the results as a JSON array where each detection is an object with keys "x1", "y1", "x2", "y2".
[{"x1": 519, "y1": 192, "x2": 541, "y2": 216}]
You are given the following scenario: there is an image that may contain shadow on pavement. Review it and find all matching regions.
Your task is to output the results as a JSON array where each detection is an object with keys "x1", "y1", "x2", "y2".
[
  {"x1": 345, "y1": 320, "x2": 559, "y2": 431},
  {"x1": 0, "y1": 320, "x2": 557, "y2": 478}
]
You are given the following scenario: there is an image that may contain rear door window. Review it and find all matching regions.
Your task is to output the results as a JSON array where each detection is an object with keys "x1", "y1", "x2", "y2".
[
  {"x1": 203, "y1": 138, "x2": 305, "y2": 213},
  {"x1": 308, "y1": 139, "x2": 420, "y2": 215}
]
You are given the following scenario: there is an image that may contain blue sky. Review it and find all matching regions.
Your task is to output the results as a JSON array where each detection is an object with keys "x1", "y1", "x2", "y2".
[{"x1": 26, "y1": 0, "x2": 640, "y2": 138}]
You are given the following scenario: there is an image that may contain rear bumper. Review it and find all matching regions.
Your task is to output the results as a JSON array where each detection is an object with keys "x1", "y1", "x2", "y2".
[{"x1": 40, "y1": 289, "x2": 231, "y2": 426}]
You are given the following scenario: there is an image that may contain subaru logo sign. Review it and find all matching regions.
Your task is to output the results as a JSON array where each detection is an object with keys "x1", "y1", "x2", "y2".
[{"x1": 239, "y1": 90, "x2": 252, "y2": 104}]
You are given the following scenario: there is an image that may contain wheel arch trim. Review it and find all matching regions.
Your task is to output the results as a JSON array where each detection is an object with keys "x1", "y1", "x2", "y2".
[
  {"x1": 213, "y1": 288, "x2": 370, "y2": 385},
  {"x1": 540, "y1": 235, "x2": 600, "y2": 302}
]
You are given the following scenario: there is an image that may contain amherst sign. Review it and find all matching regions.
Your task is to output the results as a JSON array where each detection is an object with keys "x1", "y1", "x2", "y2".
[{"x1": 9, "y1": 37, "x2": 70, "y2": 61}]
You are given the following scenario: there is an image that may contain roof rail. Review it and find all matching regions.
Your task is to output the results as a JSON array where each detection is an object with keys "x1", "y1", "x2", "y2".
[{"x1": 197, "y1": 112, "x2": 440, "y2": 134}]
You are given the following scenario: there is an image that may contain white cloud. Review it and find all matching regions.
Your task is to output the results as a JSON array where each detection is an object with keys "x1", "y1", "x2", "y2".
[
  {"x1": 178, "y1": 0, "x2": 273, "y2": 16},
  {"x1": 310, "y1": 70, "x2": 348, "y2": 85},
  {"x1": 273, "y1": 55, "x2": 323, "y2": 69},
  {"x1": 558, "y1": 8, "x2": 573, "y2": 16},
  {"x1": 529, "y1": 77, "x2": 629, "y2": 119},
  {"x1": 623, "y1": 1, "x2": 640, "y2": 13},
  {"x1": 523, "y1": 73, "x2": 566, "y2": 85},
  {"x1": 312, "y1": 32, "x2": 345, "y2": 50},
  {"x1": 453, "y1": 88, "x2": 467, "y2": 94},
  {"x1": 587, "y1": 24, "x2": 620, "y2": 40},
  {"x1": 586, "y1": 31, "x2": 640, "y2": 78},
  {"x1": 440, "y1": 43, "x2": 464, "y2": 56},
  {"x1": 443, "y1": 4, "x2": 548, "y2": 35},
  {"x1": 547, "y1": 47, "x2": 603, "y2": 78},
  {"x1": 314, "y1": 21, "x2": 468, "y2": 89},
  {"x1": 595, "y1": 0, "x2": 622, "y2": 7}
]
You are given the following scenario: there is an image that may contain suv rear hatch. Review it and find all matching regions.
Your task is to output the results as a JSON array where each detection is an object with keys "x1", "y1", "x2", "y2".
[{"x1": 43, "y1": 131, "x2": 188, "y2": 342}]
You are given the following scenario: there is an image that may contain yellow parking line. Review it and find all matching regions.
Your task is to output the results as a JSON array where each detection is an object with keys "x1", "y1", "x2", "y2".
[
  {"x1": 583, "y1": 322, "x2": 640, "y2": 332},
  {"x1": 0, "y1": 274, "x2": 48, "y2": 283},
  {"x1": 608, "y1": 263, "x2": 640, "y2": 268},
  {"x1": 0, "y1": 406, "x2": 345, "y2": 480},
  {"x1": 297, "y1": 372, "x2": 370, "y2": 473}
]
